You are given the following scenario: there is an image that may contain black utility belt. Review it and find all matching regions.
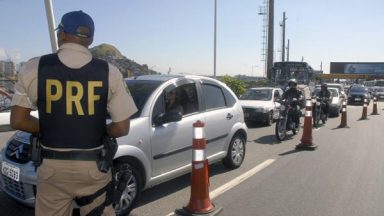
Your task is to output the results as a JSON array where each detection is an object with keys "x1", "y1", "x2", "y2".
[{"x1": 41, "y1": 148, "x2": 101, "y2": 161}]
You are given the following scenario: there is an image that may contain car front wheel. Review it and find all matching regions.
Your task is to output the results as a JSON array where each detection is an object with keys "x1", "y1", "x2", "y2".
[
  {"x1": 265, "y1": 111, "x2": 273, "y2": 126},
  {"x1": 113, "y1": 163, "x2": 142, "y2": 216},
  {"x1": 222, "y1": 133, "x2": 246, "y2": 169}
]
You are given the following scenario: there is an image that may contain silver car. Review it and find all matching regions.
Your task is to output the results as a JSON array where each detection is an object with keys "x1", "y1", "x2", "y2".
[{"x1": 0, "y1": 75, "x2": 247, "y2": 215}]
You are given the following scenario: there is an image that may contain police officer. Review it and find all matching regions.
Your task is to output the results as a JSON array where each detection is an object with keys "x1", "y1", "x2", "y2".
[
  {"x1": 281, "y1": 78, "x2": 304, "y2": 128},
  {"x1": 316, "y1": 83, "x2": 332, "y2": 116},
  {"x1": 10, "y1": 11, "x2": 137, "y2": 216}
]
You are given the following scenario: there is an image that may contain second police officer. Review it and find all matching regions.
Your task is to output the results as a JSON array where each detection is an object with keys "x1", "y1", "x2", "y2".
[{"x1": 10, "y1": 11, "x2": 137, "y2": 216}]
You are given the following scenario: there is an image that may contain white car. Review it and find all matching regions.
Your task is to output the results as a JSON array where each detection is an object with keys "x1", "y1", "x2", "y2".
[
  {"x1": 312, "y1": 87, "x2": 344, "y2": 117},
  {"x1": 239, "y1": 87, "x2": 284, "y2": 126}
]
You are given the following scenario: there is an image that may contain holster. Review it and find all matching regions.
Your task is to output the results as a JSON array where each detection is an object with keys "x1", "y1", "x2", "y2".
[
  {"x1": 30, "y1": 134, "x2": 42, "y2": 168},
  {"x1": 97, "y1": 136, "x2": 118, "y2": 173}
]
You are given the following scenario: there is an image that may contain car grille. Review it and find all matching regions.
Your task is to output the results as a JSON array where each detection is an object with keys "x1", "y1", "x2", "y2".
[
  {"x1": 6, "y1": 139, "x2": 31, "y2": 164},
  {"x1": 2, "y1": 175, "x2": 26, "y2": 199}
]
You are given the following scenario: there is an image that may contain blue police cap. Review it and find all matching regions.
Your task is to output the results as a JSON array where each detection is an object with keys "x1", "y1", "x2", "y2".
[{"x1": 57, "y1": 10, "x2": 94, "y2": 38}]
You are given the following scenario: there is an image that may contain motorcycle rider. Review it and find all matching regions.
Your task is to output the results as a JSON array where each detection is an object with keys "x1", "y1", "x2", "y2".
[
  {"x1": 316, "y1": 83, "x2": 332, "y2": 117},
  {"x1": 281, "y1": 78, "x2": 304, "y2": 129}
]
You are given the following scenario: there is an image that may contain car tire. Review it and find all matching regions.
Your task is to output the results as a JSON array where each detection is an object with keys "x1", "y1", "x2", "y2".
[
  {"x1": 265, "y1": 111, "x2": 273, "y2": 126},
  {"x1": 222, "y1": 133, "x2": 246, "y2": 169},
  {"x1": 113, "y1": 162, "x2": 142, "y2": 216}
]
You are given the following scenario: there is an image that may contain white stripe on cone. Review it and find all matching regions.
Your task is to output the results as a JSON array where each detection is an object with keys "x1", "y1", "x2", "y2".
[
  {"x1": 193, "y1": 127, "x2": 204, "y2": 139},
  {"x1": 193, "y1": 149, "x2": 205, "y2": 161},
  {"x1": 305, "y1": 111, "x2": 312, "y2": 117}
]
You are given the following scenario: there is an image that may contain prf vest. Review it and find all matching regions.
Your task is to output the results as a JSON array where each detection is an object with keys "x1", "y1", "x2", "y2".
[{"x1": 37, "y1": 54, "x2": 109, "y2": 149}]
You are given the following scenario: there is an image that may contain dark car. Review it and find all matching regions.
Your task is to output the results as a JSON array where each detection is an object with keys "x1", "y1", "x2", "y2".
[{"x1": 347, "y1": 85, "x2": 371, "y2": 105}]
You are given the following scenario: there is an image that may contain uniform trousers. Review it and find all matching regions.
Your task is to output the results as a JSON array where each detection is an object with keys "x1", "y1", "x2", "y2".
[{"x1": 35, "y1": 159, "x2": 115, "y2": 216}]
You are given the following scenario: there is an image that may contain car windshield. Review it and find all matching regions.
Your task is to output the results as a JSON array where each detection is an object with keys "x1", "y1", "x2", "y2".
[
  {"x1": 126, "y1": 80, "x2": 162, "y2": 119},
  {"x1": 329, "y1": 89, "x2": 338, "y2": 97},
  {"x1": 349, "y1": 87, "x2": 366, "y2": 93},
  {"x1": 240, "y1": 89, "x2": 272, "y2": 101}
]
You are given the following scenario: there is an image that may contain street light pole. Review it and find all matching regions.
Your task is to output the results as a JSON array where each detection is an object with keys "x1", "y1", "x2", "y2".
[
  {"x1": 213, "y1": 0, "x2": 217, "y2": 78},
  {"x1": 266, "y1": 0, "x2": 274, "y2": 80},
  {"x1": 280, "y1": 12, "x2": 287, "y2": 62},
  {"x1": 44, "y1": 0, "x2": 58, "y2": 52}
]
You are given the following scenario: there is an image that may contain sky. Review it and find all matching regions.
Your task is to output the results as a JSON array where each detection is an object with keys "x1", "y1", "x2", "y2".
[{"x1": 1, "y1": 0, "x2": 384, "y2": 77}]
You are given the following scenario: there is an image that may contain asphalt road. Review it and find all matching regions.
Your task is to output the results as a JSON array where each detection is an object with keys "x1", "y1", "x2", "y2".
[{"x1": 0, "y1": 103, "x2": 383, "y2": 216}]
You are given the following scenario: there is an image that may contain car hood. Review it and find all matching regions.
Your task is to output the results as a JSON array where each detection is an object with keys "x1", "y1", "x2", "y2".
[{"x1": 239, "y1": 100, "x2": 274, "y2": 109}]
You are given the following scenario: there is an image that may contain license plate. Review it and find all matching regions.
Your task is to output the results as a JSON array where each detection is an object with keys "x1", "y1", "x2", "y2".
[
  {"x1": 354, "y1": 98, "x2": 361, "y2": 101},
  {"x1": 1, "y1": 161, "x2": 20, "y2": 182}
]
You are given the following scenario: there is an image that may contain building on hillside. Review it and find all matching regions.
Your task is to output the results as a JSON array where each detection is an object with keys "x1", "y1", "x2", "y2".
[{"x1": 0, "y1": 61, "x2": 16, "y2": 77}]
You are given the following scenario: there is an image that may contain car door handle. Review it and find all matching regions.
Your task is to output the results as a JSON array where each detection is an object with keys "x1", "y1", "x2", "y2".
[{"x1": 226, "y1": 113, "x2": 233, "y2": 120}]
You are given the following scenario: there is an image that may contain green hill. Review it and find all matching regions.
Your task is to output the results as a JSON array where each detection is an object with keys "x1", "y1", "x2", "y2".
[{"x1": 90, "y1": 43, "x2": 158, "y2": 77}]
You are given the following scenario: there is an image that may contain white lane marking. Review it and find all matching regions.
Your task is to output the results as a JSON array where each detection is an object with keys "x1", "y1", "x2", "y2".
[
  {"x1": 209, "y1": 158, "x2": 276, "y2": 199},
  {"x1": 166, "y1": 158, "x2": 276, "y2": 216}
]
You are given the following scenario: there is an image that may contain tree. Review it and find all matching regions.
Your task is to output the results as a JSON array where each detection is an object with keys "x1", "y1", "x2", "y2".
[{"x1": 221, "y1": 75, "x2": 247, "y2": 97}]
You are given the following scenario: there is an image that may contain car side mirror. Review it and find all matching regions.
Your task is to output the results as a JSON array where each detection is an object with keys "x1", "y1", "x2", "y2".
[{"x1": 153, "y1": 111, "x2": 182, "y2": 126}]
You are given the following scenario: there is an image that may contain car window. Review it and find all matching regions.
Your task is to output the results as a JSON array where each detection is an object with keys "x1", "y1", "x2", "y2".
[
  {"x1": 202, "y1": 84, "x2": 226, "y2": 110},
  {"x1": 222, "y1": 87, "x2": 237, "y2": 107},
  {"x1": 153, "y1": 83, "x2": 199, "y2": 119},
  {"x1": 240, "y1": 89, "x2": 272, "y2": 101},
  {"x1": 349, "y1": 87, "x2": 366, "y2": 93},
  {"x1": 126, "y1": 80, "x2": 162, "y2": 119},
  {"x1": 329, "y1": 89, "x2": 338, "y2": 97},
  {"x1": 273, "y1": 89, "x2": 280, "y2": 99}
]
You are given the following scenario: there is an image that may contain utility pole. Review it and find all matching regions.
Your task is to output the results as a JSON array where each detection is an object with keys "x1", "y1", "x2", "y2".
[
  {"x1": 213, "y1": 0, "x2": 217, "y2": 78},
  {"x1": 258, "y1": 1, "x2": 268, "y2": 78},
  {"x1": 44, "y1": 0, "x2": 58, "y2": 52},
  {"x1": 286, "y1": 39, "x2": 290, "y2": 61},
  {"x1": 280, "y1": 12, "x2": 287, "y2": 62},
  {"x1": 266, "y1": 0, "x2": 274, "y2": 80}
]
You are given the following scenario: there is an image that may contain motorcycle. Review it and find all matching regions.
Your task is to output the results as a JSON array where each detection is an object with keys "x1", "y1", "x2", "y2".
[
  {"x1": 275, "y1": 98, "x2": 300, "y2": 141},
  {"x1": 312, "y1": 96, "x2": 328, "y2": 128}
]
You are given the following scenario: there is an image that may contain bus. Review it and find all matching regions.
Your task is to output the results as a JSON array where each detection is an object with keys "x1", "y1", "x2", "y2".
[{"x1": 271, "y1": 61, "x2": 316, "y2": 98}]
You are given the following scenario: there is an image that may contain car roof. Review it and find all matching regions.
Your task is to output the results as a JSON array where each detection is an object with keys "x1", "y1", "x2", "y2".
[{"x1": 125, "y1": 74, "x2": 220, "y2": 83}]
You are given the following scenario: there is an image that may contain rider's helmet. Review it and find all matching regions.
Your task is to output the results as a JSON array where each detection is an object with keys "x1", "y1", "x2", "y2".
[
  {"x1": 321, "y1": 83, "x2": 328, "y2": 90},
  {"x1": 288, "y1": 78, "x2": 298, "y2": 89}
]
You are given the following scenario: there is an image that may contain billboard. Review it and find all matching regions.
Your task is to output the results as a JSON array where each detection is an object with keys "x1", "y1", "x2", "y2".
[{"x1": 330, "y1": 62, "x2": 384, "y2": 75}]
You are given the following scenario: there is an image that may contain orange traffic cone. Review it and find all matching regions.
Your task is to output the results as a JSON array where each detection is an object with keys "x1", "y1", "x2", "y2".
[
  {"x1": 296, "y1": 100, "x2": 317, "y2": 150},
  {"x1": 371, "y1": 97, "x2": 379, "y2": 115},
  {"x1": 175, "y1": 121, "x2": 223, "y2": 216},
  {"x1": 359, "y1": 98, "x2": 368, "y2": 120},
  {"x1": 338, "y1": 100, "x2": 349, "y2": 128}
]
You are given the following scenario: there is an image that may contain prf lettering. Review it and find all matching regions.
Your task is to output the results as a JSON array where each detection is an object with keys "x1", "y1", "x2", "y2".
[{"x1": 46, "y1": 79, "x2": 103, "y2": 115}]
